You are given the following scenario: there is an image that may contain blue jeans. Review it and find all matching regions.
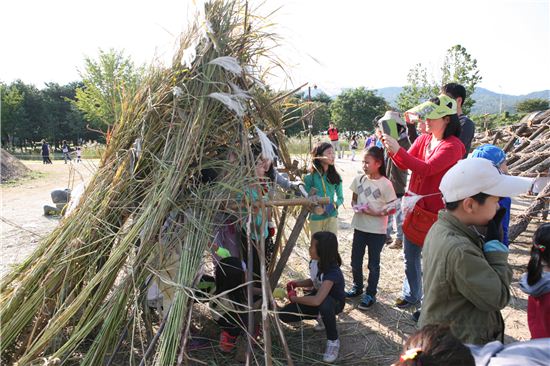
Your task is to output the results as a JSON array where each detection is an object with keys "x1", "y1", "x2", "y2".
[
  {"x1": 350, "y1": 230, "x2": 386, "y2": 296},
  {"x1": 386, "y1": 197, "x2": 403, "y2": 241},
  {"x1": 402, "y1": 236, "x2": 422, "y2": 304}
]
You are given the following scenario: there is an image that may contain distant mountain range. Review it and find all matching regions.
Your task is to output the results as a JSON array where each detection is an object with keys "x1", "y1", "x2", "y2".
[
  {"x1": 310, "y1": 86, "x2": 549, "y2": 114},
  {"x1": 374, "y1": 87, "x2": 550, "y2": 114}
]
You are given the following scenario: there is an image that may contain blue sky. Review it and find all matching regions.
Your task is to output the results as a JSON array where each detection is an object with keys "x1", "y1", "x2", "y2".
[{"x1": 1, "y1": 0, "x2": 548, "y2": 95}]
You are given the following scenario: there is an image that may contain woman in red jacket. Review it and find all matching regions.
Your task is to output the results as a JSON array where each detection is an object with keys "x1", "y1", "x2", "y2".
[
  {"x1": 520, "y1": 223, "x2": 550, "y2": 338},
  {"x1": 382, "y1": 95, "x2": 465, "y2": 309}
]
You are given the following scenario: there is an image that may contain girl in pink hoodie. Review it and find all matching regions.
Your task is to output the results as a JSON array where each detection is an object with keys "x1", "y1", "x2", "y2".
[{"x1": 520, "y1": 223, "x2": 550, "y2": 339}]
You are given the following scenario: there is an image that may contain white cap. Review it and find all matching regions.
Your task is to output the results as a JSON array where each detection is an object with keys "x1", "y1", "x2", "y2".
[
  {"x1": 440, "y1": 158, "x2": 533, "y2": 202},
  {"x1": 380, "y1": 111, "x2": 406, "y2": 127}
]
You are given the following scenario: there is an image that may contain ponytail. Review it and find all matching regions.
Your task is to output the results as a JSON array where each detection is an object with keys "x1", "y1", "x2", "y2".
[{"x1": 527, "y1": 223, "x2": 550, "y2": 286}]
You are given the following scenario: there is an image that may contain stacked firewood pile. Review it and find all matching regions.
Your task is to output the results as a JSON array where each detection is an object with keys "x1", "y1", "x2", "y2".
[{"x1": 472, "y1": 109, "x2": 549, "y2": 241}]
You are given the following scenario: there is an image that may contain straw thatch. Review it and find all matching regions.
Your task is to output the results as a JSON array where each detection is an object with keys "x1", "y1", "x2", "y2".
[
  {"x1": 1, "y1": 149, "x2": 30, "y2": 182},
  {"x1": 0, "y1": 1, "x2": 301, "y2": 364}
]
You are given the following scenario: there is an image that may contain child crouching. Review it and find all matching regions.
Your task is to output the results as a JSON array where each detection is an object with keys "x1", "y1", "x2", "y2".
[{"x1": 279, "y1": 231, "x2": 345, "y2": 363}]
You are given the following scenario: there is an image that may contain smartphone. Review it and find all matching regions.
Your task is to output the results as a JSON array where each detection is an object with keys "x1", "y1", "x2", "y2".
[{"x1": 379, "y1": 118, "x2": 399, "y2": 140}]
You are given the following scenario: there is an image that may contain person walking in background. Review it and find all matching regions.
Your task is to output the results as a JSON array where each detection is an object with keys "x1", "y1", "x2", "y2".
[
  {"x1": 76, "y1": 146, "x2": 82, "y2": 163},
  {"x1": 304, "y1": 142, "x2": 344, "y2": 235},
  {"x1": 442, "y1": 83, "x2": 475, "y2": 158},
  {"x1": 349, "y1": 134, "x2": 358, "y2": 161},
  {"x1": 382, "y1": 95, "x2": 465, "y2": 310},
  {"x1": 327, "y1": 122, "x2": 342, "y2": 159},
  {"x1": 376, "y1": 112, "x2": 411, "y2": 250},
  {"x1": 519, "y1": 223, "x2": 550, "y2": 339},
  {"x1": 41, "y1": 140, "x2": 52, "y2": 164},
  {"x1": 346, "y1": 147, "x2": 397, "y2": 309},
  {"x1": 62, "y1": 140, "x2": 71, "y2": 164}
]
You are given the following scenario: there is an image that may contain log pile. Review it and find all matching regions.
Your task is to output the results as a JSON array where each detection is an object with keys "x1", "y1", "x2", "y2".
[
  {"x1": 472, "y1": 109, "x2": 550, "y2": 177},
  {"x1": 472, "y1": 109, "x2": 550, "y2": 242}
]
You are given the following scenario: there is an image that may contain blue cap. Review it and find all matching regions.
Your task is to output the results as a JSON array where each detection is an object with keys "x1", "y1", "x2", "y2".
[{"x1": 471, "y1": 144, "x2": 506, "y2": 167}]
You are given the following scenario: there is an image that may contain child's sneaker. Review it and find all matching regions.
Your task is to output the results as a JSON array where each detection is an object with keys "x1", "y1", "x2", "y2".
[
  {"x1": 345, "y1": 285, "x2": 363, "y2": 298},
  {"x1": 219, "y1": 330, "x2": 237, "y2": 353},
  {"x1": 394, "y1": 297, "x2": 417, "y2": 309},
  {"x1": 323, "y1": 339, "x2": 340, "y2": 363},
  {"x1": 358, "y1": 294, "x2": 376, "y2": 310},
  {"x1": 313, "y1": 315, "x2": 325, "y2": 331}
]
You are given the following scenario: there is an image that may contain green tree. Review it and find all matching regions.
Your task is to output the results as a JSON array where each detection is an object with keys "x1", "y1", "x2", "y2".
[
  {"x1": 0, "y1": 82, "x2": 25, "y2": 147},
  {"x1": 71, "y1": 49, "x2": 142, "y2": 131},
  {"x1": 330, "y1": 87, "x2": 388, "y2": 132},
  {"x1": 396, "y1": 63, "x2": 438, "y2": 112},
  {"x1": 397, "y1": 45, "x2": 482, "y2": 114},
  {"x1": 441, "y1": 45, "x2": 482, "y2": 114},
  {"x1": 516, "y1": 98, "x2": 550, "y2": 113}
]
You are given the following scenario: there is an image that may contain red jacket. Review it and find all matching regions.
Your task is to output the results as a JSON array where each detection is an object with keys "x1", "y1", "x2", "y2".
[
  {"x1": 389, "y1": 134, "x2": 465, "y2": 214},
  {"x1": 328, "y1": 128, "x2": 339, "y2": 141},
  {"x1": 528, "y1": 292, "x2": 550, "y2": 338}
]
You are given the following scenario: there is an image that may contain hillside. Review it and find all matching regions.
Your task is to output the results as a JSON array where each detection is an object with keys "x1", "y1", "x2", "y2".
[{"x1": 375, "y1": 87, "x2": 550, "y2": 114}]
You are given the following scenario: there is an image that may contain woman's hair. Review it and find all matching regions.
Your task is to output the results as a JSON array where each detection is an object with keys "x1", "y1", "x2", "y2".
[
  {"x1": 527, "y1": 223, "x2": 550, "y2": 286},
  {"x1": 365, "y1": 146, "x2": 386, "y2": 177},
  {"x1": 442, "y1": 114, "x2": 462, "y2": 139},
  {"x1": 310, "y1": 142, "x2": 342, "y2": 185},
  {"x1": 395, "y1": 325, "x2": 474, "y2": 366},
  {"x1": 215, "y1": 257, "x2": 246, "y2": 305},
  {"x1": 312, "y1": 231, "x2": 342, "y2": 274}
]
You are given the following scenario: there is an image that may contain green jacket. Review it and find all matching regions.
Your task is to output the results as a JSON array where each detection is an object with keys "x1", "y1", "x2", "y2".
[
  {"x1": 418, "y1": 210, "x2": 512, "y2": 345},
  {"x1": 304, "y1": 172, "x2": 344, "y2": 221}
]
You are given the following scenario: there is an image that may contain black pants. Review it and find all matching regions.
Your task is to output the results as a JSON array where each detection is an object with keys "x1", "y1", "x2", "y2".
[
  {"x1": 279, "y1": 294, "x2": 343, "y2": 341},
  {"x1": 240, "y1": 231, "x2": 275, "y2": 287},
  {"x1": 217, "y1": 311, "x2": 245, "y2": 337}
]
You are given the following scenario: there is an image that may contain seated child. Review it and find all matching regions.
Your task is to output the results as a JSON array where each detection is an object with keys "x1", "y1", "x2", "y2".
[
  {"x1": 519, "y1": 223, "x2": 550, "y2": 338},
  {"x1": 279, "y1": 231, "x2": 345, "y2": 363},
  {"x1": 392, "y1": 324, "x2": 475, "y2": 366},
  {"x1": 471, "y1": 144, "x2": 512, "y2": 246},
  {"x1": 393, "y1": 324, "x2": 550, "y2": 366},
  {"x1": 211, "y1": 257, "x2": 249, "y2": 352},
  {"x1": 419, "y1": 158, "x2": 533, "y2": 344}
]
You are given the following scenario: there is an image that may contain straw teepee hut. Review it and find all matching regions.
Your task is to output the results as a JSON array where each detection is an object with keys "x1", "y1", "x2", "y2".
[{"x1": 0, "y1": 2, "x2": 310, "y2": 364}]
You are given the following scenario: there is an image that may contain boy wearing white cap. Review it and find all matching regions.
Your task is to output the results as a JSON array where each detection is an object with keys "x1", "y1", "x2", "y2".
[{"x1": 418, "y1": 158, "x2": 533, "y2": 344}]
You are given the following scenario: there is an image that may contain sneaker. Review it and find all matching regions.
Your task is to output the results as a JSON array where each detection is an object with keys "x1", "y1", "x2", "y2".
[
  {"x1": 314, "y1": 315, "x2": 325, "y2": 331},
  {"x1": 358, "y1": 294, "x2": 376, "y2": 310},
  {"x1": 388, "y1": 238, "x2": 403, "y2": 250},
  {"x1": 394, "y1": 298, "x2": 417, "y2": 309},
  {"x1": 219, "y1": 330, "x2": 237, "y2": 353},
  {"x1": 345, "y1": 285, "x2": 364, "y2": 298},
  {"x1": 412, "y1": 310, "x2": 421, "y2": 323},
  {"x1": 323, "y1": 339, "x2": 340, "y2": 363}
]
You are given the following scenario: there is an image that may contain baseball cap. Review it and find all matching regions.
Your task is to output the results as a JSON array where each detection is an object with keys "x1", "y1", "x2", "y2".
[
  {"x1": 440, "y1": 158, "x2": 533, "y2": 202},
  {"x1": 407, "y1": 94, "x2": 457, "y2": 120},
  {"x1": 471, "y1": 144, "x2": 506, "y2": 167},
  {"x1": 379, "y1": 111, "x2": 406, "y2": 127}
]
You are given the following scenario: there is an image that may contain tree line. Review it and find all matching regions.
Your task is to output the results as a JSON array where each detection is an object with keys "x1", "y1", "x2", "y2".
[
  {"x1": 3, "y1": 45, "x2": 545, "y2": 150},
  {"x1": 1, "y1": 81, "x2": 101, "y2": 151}
]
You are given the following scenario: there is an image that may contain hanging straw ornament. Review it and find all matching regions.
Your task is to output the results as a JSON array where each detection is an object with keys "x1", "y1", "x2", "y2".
[
  {"x1": 256, "y1": 127, "x2": 276, "y2": 162},
  {"x1": 401, "y1": 191, "x2": 442, "y2": 217}
]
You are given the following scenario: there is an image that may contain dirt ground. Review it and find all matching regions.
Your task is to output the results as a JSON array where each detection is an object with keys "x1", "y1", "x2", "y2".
[
  {"x1": 1, "y1": 159, "x2": 98, "y2": 278},
  {"x1": 0, "y1": 156, "x2": 543, "y2": 365}
]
